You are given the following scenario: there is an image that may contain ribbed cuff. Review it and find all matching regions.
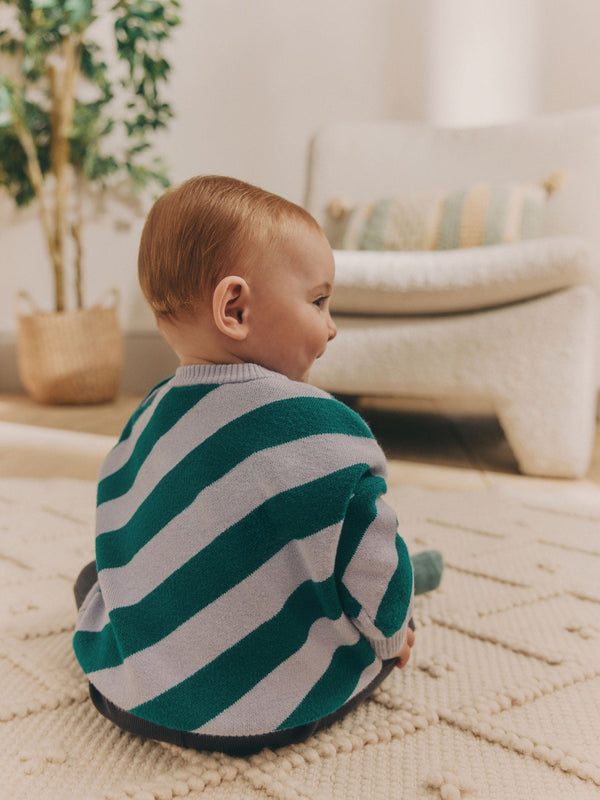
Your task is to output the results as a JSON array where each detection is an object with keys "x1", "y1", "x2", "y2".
[
  {"x1": 366, "y1": 598, "x2": 414, "y2": 660},
  {"x1": 174, "y1": 363, "x2": 278, "y2": 385}
]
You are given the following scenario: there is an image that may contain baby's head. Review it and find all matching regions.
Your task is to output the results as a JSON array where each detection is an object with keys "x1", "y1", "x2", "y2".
[{"x1": 138, "y1": 175, "x2": 337, "y2": 382}]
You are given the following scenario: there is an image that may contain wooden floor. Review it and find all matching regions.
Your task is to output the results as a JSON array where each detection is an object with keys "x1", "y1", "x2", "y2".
[{"x1": 1, "y1": 391, "x2": 600, "y2": 497}]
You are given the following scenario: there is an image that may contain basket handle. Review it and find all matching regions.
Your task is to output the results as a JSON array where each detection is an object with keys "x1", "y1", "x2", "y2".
[
  {"x1": 16, "y1": 288, "x2": 120, "y2": 315},
  {"x1": 94, "y1": 287, "x2": 120, "y2": 310},
  {"x1": 15, "y1": 291, "x2": 41, "y2": 317}
]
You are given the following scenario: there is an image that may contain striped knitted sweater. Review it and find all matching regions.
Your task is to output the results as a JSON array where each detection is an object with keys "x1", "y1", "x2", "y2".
[{"x1": 73, "y1": 364, "x2": 414, "y2": 736}]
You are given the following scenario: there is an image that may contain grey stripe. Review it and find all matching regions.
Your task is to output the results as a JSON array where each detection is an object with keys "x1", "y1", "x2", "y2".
[
  {"x1": 99, "y1": 434, "x2": 383, "y2": 610},
  {"x1": 342, "y1": 496, "x2": 400, "y2": 631},
  {"x1": 344, "y1": 495, "x2": 414, "y2": 656},
  {"x1": 360, "y1": 609, "x2": 413, "y2": 661},
  {"x1": 194, "y1": 616, "x2": 375, "y2": 736},
  {"x1": 99, "y1": 381, "x2": 172, "y2": 480},
  {"x1": 97, "y1": 379, "x2": 331, "y2": 535},
  {"x1": 75, "y1": 582, "x2": 110, "y2": 633},
  {"x1": 87, "y1": 524, "x2": 339, "y2": 709}
]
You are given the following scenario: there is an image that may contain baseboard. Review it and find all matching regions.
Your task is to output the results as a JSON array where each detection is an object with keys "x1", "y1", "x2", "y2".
[{"x1": 0, "y1": 330, "x2": 179, "y2": 395}]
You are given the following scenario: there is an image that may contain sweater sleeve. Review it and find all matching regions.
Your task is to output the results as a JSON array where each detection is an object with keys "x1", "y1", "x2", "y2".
[{"x1": 336, "y1": 469, "x2": 414, "y2": 660}]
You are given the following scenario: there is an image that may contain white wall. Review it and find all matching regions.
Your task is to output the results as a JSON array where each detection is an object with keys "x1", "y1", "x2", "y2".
[
  {"x1": 539, "y1": 0, "x2": 600, "y2": 113},
  {"x1": 2, "y1": 0, "x2": 600, "y2": 389},
  {"x1": 0, "y1": 0, "x2": 424, "y2": 342},
  {"x1": 166, "y1": 0, "x2": 425, "y2": 198},
  {"x1": 423, "y1": 0, "x2": 541, "y2": 127}
]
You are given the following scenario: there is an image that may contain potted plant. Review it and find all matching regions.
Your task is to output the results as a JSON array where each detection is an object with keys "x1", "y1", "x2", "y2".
[{"x1": 0, "y1": 0, "x2": 181, "y2": 403}]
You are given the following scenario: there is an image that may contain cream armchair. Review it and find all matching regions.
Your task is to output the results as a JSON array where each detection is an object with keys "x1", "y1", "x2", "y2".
[{"x1": 306, "y1": 108, "x2": 600, "y2": 478}]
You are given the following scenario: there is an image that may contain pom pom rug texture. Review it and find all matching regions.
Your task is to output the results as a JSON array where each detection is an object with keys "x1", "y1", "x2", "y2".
[{"x1": 1, "y1": 429, "x2": 599, "y2": 799}]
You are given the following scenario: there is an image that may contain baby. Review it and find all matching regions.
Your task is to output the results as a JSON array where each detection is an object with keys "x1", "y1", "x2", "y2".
[{"x1": 73, "y1": 175, "x2": 440, "y2": 755}]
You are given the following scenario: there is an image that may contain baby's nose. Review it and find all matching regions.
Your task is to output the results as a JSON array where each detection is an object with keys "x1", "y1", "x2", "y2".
[{"x1": 328, "y1": 317, "x2": 337, "y2": 341}]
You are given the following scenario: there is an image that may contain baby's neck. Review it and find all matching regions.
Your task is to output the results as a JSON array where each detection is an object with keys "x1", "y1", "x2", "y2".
[{"x1": 158, "y1": 314, "x2": 245, "y2": 368}]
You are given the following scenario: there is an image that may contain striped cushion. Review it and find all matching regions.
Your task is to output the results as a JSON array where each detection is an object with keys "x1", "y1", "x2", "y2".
[{"x1": 326, "y1": 175, "x2": 564, "y2": 251}]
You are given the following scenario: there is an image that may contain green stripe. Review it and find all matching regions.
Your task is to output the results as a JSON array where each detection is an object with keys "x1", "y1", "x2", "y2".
[
  {"x1": 98, "y1": 383, "x2": 217, "y2": 505},
  {"x1": 96, "y1": 396, "x2": 372, "y2": 570},
  {"x1": 336, "y1": 474, "x2": 386, "y2": 576},
  {"x1": 278, "y1": 637, "x2": 375, "y2": 730},
  {"x1": 116, "y1": 377, "x2": 172, "y2": 445},
  {"x1": 359, "y1": 197, "x2": 395, "y2": 250},
  {"x1": 438, "y1": 188, "x2": 466, "y2": 249},
  {"x1": 105, "y1": 465, "x2": 368, "y2": 660},
  {"x1": 483, "y1": 184, "x2": 511, "y2": 245},
  {"x1": 519, "y1": 192, "x2": 543, "y2": 239},
  {"x1": 374, "y1": 535, "x2": 413, "y2": 636},
  {"x1": 130, "y1": 576, "x2": 345, "y2": 731},
  {"x1": 334, "y1": 473, "x2": 387, "y2": 618},
  {"x1": 73, "y1": 623, "x2": 124, "y2": 675}
]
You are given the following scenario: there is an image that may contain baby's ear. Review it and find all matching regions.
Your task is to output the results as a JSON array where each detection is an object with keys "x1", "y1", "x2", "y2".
[{"x1": 212, "y1": 276, "x2": 250, "y2": 340}]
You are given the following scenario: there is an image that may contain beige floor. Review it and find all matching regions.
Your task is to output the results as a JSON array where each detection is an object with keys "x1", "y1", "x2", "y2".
[{"x1": 1, "y1": 391, "x2": 600, "y2": 499}]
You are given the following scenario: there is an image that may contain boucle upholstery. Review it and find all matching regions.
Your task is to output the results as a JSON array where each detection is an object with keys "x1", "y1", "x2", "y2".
[
  {"x1": 330, "y1": 237, "x2": 597, "y2": 315},
  {"x1": 2, "y1": 472, "x2": 600, "y2": 799},
  {"x1": 311, "y1": 287, "x2": 598, "y2": 478},
  {"x1": 305, "y1": 109, "x2": 600, "y2": 478}
]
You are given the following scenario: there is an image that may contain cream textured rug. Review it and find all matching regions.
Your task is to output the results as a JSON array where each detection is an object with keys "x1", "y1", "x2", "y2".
[{"x1": 1, "y1": 475, "x2": 600, "y2": 800}]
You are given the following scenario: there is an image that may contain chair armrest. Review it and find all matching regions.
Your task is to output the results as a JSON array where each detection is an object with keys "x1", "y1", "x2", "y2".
[{"x1": 331, "y1": 237, "x2": 599, "y2": 315}]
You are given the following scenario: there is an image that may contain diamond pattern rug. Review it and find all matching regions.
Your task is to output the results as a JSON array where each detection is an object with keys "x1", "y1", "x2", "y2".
[{"x1": 1, "y1": 476, "x2": 599, "y2": 800}]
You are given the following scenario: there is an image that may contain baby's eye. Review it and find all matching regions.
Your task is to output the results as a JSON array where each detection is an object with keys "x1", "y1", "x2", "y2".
[{"x1": 313, "y1": 296, "x2": 329, "y2": 308}]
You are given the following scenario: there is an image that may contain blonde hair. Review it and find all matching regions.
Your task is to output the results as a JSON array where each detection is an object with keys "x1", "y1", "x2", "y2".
[{"x1": 138, "y1": 175, "x2": 321, "y2": 318}]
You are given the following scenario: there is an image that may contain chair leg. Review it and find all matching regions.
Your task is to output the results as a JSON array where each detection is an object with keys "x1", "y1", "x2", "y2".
[
  {"x1": 495, "y1": 373, "x2": 597, "y2": 479},
  {"x1": 491, "y1": 288, "x2": 598, "y2": 478}
]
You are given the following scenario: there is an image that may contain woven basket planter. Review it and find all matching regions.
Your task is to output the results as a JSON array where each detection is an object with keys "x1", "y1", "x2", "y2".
[{"x1": 17, "y1": 290, "x2": 124, "y2": 405}]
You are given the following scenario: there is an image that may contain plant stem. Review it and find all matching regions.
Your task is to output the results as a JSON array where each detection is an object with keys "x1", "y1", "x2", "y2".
[
  {"x1": 72, "y1": 172, "x2": 84, "y2": 309},
  {"x1": 11, "y1": 110, "x2": 64, "y2": 311},
  {"x1": 49, "y1": 34, "x2": 79, "y2": 313}
]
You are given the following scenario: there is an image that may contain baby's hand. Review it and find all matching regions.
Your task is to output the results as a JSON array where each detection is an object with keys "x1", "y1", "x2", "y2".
[{"x1": 395, "y1": 626, "x2": 415, "y2": 669}]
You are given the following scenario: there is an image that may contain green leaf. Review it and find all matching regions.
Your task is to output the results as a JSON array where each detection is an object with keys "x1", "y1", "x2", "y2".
[
  {"x1": 0, "y1": 0, "x2": 180, "y2": 229},
  {"x1": 65, "y1": 0, "x2": 95, "y2": 21}
]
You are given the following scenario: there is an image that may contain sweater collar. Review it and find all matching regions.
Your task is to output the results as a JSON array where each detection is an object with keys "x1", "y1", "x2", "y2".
[{"x1": 173, "y1": 363, "x2": 284, "y2": 386}]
